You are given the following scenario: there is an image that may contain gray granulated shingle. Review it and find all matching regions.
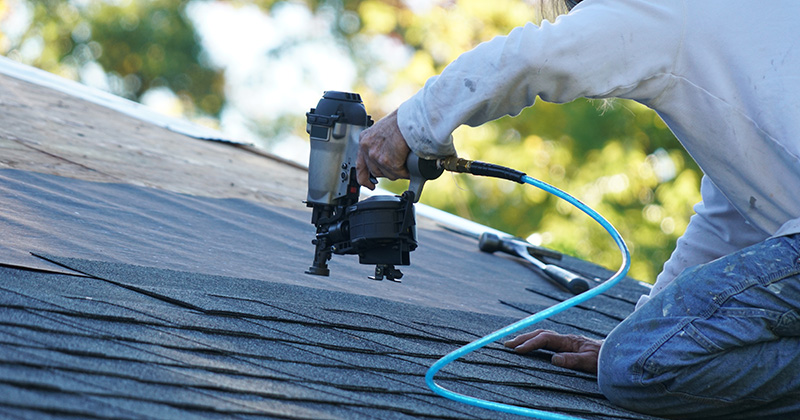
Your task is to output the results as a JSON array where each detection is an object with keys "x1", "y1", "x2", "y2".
[
  {"x1": 0, "y1": 256, "x2": 659, "y2": 420},
  {"x1": 0, "y1": 169, "x2": 663, "y2": 420},
  {"x1": 2, "y1": 256, "x2": 655, "y2": 419}
]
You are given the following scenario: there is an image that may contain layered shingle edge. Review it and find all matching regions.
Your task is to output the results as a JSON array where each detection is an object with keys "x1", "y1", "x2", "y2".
[{"x1": 0, "y1": 256, "x2": 659, "y2": 420}]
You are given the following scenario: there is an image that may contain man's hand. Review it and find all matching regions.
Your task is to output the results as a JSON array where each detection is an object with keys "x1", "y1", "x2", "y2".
[
  {"x1": 504, "y1": 329, "x2": 602, "y2": 374},
  {"x1": 357, "y1": 109, "x2": 411, "y2": 190}
]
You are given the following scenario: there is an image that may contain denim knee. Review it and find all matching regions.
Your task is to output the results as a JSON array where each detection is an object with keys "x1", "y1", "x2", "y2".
[
  {"x1": 597, "y1": 234, "x2": 800, "y2": 419},
  {"x1": 597, "y1": 307, "x2": 690, "y2": 415},
  {"x1": 597, "y1": 320, "x2": 650, "y2": 410}
]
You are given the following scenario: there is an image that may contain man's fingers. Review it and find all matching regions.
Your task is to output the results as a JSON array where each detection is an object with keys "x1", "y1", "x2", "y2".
[
  {"x1": 356, "y1": 145, "x2": 408, "y2": 184},
  {"x1": 356, "y1": 150, "x2": 376, "y2": 190},
  {"x1": 504, "y1": 330, "x2": 601, "y2": 374},
  {"x1": 504, "y1": 329, "x2": 546, "y2": 349},
  {"x1": 552, "y1": 351, "x2": 598, "y2": 374},
  {"x1": 389, "y1": 159, "x2": 411, "y2": 180},
  {"x1": 506, "y1": 330, "x2": 584, "y2": 354},
  {"x1": 355, "y1": 110, "x2": 411, "y2": 187}
]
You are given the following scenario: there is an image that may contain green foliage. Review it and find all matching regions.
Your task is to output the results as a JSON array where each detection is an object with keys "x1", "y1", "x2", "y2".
[
  {"x1": 348, "y1": 0, "x2": 702, "y2": 283},
  {"x1": 90, "y1": 0, "x2": 223, "y2": 115},
  {"x1": 385, "y1": 98, "x2": 700, "y2": 283},
  {"x1": 5, "y1": 0, "x2": 223, "y2": 116},
  {"x1": 1, "y1": 0, "x2": 703, "y2": 283}
]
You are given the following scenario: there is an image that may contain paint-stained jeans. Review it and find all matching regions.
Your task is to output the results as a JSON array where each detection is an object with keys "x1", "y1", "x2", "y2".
[{"x1": 598, "y1": 234, "x2": 800, "y2": 419}]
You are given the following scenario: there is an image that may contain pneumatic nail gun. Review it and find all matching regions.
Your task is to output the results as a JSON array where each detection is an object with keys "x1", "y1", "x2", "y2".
[{"x1": 304, "y1": 91, "x2": 442, "y2": 281}]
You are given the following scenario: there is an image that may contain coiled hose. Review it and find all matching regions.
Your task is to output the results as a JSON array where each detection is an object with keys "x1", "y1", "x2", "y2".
[{"x1": 426, "y1": 157, "x2": 631, "y2": 420}]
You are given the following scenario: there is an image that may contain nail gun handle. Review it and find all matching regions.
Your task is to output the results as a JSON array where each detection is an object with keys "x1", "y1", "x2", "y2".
[{"x1": 407, "y1": 154, "x2": 444, "y2": 203}]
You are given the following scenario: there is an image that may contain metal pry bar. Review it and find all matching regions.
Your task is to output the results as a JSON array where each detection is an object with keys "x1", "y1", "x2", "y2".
[
  {"x1": 478, "y1": 232, "x2": 562, "y2": 261},
  {"x1": 478, "y1": 232, "x2": 597, "y2": 294}
]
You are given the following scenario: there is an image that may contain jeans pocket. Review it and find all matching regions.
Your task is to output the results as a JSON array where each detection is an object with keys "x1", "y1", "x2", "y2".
[
  {"x1": 642, "y1": 307, "x2": 783, "y2": 379},
  {"x1": 774, "y1": 309, "x2": 800, "y2": 336},
  {"x1": 642, "y1": 321, "x2": 718, "y2": 378}
]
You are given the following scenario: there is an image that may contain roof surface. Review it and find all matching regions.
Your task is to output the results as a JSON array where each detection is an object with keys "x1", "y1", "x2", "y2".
[{"x1": 0, "y1": 61, "x2": 660, "y2": 419}]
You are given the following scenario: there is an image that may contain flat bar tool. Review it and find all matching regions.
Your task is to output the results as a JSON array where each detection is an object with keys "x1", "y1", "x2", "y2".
[{"x1": 478, "y1": 232, "x2": 596, "y2": 294}]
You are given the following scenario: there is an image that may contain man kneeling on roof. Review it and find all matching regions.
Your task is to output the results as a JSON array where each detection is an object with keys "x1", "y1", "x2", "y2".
[{"x1": 355, "y1": 0, "x2": 800, "y2": 418}]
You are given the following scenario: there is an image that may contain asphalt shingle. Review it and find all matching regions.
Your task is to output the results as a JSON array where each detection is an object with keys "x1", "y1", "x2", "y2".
[
  {"x1": 0, "y1": 251, "x2": 660, "y2": 419},
  {"x1": 0, "y1": 66, "x2": 661, "y2": 419}
]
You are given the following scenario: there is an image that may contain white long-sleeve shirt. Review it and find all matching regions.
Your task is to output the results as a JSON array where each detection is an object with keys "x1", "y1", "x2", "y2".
[{"x1": 397, "y1": 0, "x2": 800, "y2": 305}]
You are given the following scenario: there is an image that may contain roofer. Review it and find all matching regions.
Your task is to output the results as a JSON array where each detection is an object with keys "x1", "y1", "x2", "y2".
[{"x1": 355, "y1": 0, "x2": 800, "y2": 418}]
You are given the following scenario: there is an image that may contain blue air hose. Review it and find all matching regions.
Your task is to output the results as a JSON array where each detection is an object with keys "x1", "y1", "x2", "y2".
[{"x1": 426, "y1": 159, "x2": 631, "y2": 419}]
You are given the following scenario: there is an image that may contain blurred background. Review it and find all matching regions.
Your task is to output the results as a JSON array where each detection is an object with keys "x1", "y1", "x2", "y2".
[{"x1": 0, "y1": 0, "x2": 701, "y2": 283}]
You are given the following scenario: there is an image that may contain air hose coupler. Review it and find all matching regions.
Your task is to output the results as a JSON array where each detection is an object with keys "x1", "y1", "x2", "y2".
[{"x1": 438, "y1": 156, "x2": 527, "y2": 184}]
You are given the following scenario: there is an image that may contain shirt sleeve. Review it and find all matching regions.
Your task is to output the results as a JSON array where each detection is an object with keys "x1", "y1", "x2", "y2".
[
  {"x1": 635, "y1": 176, "x2": 769, "y2": 309},
  {"x1": 397, "y1": 0, "x2": 684, "y2": 158}
]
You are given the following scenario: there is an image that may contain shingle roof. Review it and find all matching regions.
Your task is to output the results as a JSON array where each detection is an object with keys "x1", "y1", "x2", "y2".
[{"x1": 0, "y1": 60, "x2": 661, "y2": 419}]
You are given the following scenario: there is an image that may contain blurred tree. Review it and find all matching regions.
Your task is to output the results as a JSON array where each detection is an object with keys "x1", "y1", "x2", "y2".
[
  {"x1": 91, "y1": 0, "x2": 224, "y2": 115},
  {"x1": 3, "y1": 0, "x2": 223, "y2": 116},
  {"x1": 347, "y1": 0, "x2": 702, "y2": 283},
  {"x1": 0, "y1": 0, "x2": 701, "y2": 283},
  {"x1": 395, "y1": 98, "x2": 701, "y2": 283},
  {"x1": 0, "y1": 1, "x2": 8, "y2": 51}
]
